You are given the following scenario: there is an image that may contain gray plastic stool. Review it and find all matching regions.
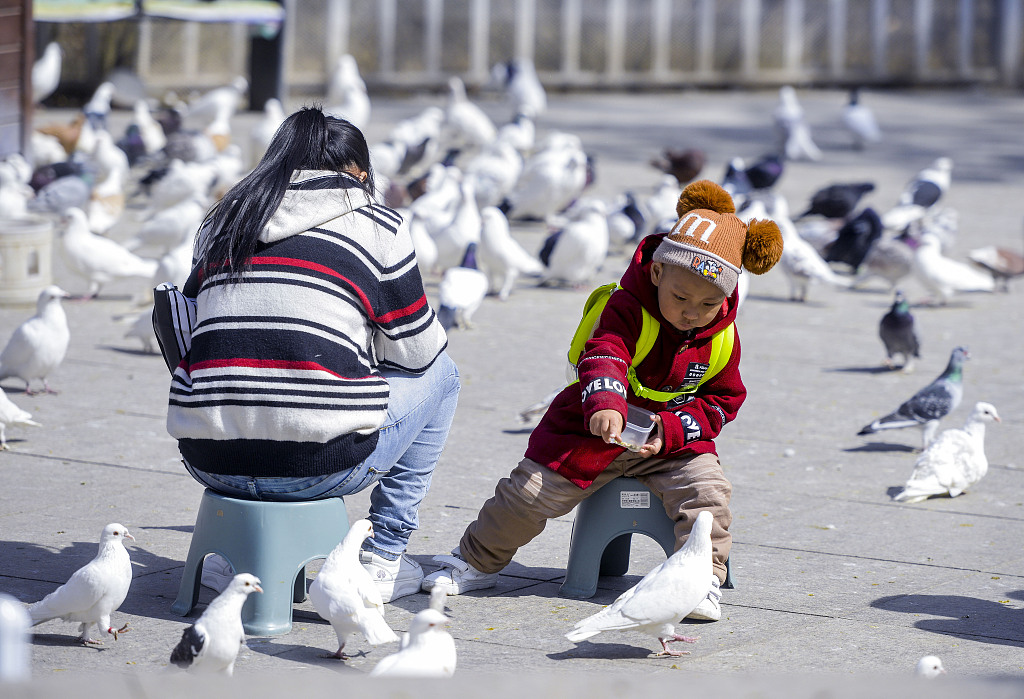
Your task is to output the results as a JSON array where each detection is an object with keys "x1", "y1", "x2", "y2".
[
  {"x1": 171, "y1": 489, "x2": 349, "y2": 635},
  {"x1": 559, "y1": 477, "x2": 733, "y2": 599}
]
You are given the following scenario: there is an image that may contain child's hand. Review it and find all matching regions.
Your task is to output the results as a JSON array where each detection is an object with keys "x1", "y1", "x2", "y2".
[
  {"x1": 635, "y1": 413, "x2": 664, "y2": 457},
  {"x1": 589, "y1": 409, "x2": 624, "y2": 444}
]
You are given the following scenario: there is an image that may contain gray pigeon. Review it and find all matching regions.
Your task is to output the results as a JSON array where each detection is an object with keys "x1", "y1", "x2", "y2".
[
  {"x1": 169, "y1": 573, "x2": 263, "y2": 675},
  {"x1": 878, "y1": 290, "x2": 919, "y2": 372},
  {"x1": 28, "y1": 523, "x2": 134, "y2": 645},
  {"x1": 858, "y1": 346, "x2": 969, "y2": 448},
  {"x1": 0, "y1": 285, "x2": 71, "y2": 394}
]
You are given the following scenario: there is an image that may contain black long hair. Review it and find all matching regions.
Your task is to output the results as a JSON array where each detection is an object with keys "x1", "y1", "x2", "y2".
[{"x1": 194, "y1": 105, "x2": 375, "y2": 280}]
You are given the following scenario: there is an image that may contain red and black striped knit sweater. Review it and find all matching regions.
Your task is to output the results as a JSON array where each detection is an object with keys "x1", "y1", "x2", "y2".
[
  {"x1": 167, "y1": 171, "x2": 448, "y2": 477},
  {"x1": 525, "y1": 233, "x2": 746, "y2": 488}
]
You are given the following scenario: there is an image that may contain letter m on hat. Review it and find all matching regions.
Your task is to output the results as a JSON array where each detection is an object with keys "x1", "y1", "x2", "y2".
[{"x1": 673, "y1": 212, "x2": 717, "y2": 242}]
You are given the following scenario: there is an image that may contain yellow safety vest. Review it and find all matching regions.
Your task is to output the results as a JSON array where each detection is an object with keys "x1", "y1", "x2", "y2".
[{"x1": 566, "y1": 282, "x2": 735, "y2": 403}]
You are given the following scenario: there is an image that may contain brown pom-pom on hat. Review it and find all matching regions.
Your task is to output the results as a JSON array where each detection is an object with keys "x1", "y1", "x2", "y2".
[{"x1": 654, "y1": 179, "x2": 783, "y2": 296}]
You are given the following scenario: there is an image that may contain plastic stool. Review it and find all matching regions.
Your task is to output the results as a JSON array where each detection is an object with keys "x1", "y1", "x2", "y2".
[
  {"x1": 559, "y1": 477, "x2": 733, "y2": 599},
  {"x1": 171, "y1": 489, "x2": 349, "y2": 635}
]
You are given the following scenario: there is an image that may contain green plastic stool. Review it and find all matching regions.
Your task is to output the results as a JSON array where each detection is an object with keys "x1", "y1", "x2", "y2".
[
  {"x1": 171, "y1": 489, "x2": 349, "y2": 636},
  {"x1": 558, "y1": 477, "x2": 733, "y2": 599}
]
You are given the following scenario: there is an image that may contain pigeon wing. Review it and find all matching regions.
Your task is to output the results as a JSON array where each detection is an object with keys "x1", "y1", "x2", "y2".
[
  {"x1": 170, "y1": 623, "x2": 206, "y2": 668},
  {"x1": 28, "y1": 562, "x2": 107, "y2": 624}
]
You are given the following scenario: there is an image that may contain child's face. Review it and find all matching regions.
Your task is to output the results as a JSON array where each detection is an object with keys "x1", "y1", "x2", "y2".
[{"x1": 650, "y1": 262, "x2": 727, "y2": 332}]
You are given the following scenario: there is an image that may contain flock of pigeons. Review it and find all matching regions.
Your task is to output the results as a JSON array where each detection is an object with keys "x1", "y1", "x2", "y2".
[{"x1": 3, "y1": 47, "x2": 1019, "y2": 674}]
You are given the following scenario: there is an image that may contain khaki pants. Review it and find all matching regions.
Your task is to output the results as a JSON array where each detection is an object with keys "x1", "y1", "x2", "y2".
[{"x1": 459, "y1": 450, "x2": 732, "y2": 583}]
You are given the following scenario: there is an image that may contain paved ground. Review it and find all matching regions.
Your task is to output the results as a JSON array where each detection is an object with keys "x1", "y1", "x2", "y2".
[{"x1": 2, "y1": 86, "x2": 1024, "y2": 696}]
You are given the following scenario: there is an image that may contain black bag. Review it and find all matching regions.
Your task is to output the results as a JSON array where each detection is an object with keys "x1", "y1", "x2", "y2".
[{"x1": 152, "y1": 282, "x2": 197, "y2": 374}]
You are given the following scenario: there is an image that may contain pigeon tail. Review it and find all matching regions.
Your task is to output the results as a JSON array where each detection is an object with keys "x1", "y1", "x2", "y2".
[
  {"x1": 436, "y1": 305, "x2": 457, "y2": 331},
  {"x1": 893, "y1": 480, "x2": 945, "y2": 503}
]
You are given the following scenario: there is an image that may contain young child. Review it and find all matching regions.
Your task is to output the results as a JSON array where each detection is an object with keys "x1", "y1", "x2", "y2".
[{"x1": 423, "y1": 180, "x2": 783, "y2": 620}]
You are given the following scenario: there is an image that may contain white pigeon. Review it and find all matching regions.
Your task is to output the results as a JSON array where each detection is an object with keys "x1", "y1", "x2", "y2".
[
  {"x1": 126, "y1": 197, "x2": 207, "y2": 255},
  {"x1": 82, "y1": 81, "x2": 116, "y2": 129},
  {"x1": 495, "y1": 111, "x2": 536, "y2": 155},
  {"x1": 153, "y1": 238, "x2": 195, "y2": 290},
  {"x1": 504, "y1": 132, "x2": 589, "y2": 220},
  {"x1": 373, "y1": 106, "x2": 445, "y2": 180},
  {"x1": 773, "y1": 86, "x2": 822, "y2": 162},
  {"x1": 408, "y1": 163, "x2": 462, "y2": 238},
  {"x1": 539, "y1": 197, "x2": 609, "y2": 288},
  {"x1": 138, "y1": 159, "x2": 215, "y2": 214},
  {"x1": 742, "y1": 198, "x2": 849, "y2": 302},
  {"x1": 408, "y1": 213, "x2": 439, "y2": 275},
  {"x1": 184, "y1": 76, "x2": 248, "y2": 132},
  {"x1": 248, "y1": 98, "x2": 285, "y2": 167},
  {"x1": 30, "y1": 130, "x2": 68, "y2": 167},
  {"x1": 308, "y1": 519, "x2": 400, "y2": 660},
  {"x1": 85, "y1": 131, "x2": 130, "y2": 234},
  {"x1": 894, "y1": 402, "x2": 1001, "y2": 503},
  {"x1": 32, "y1": 42, "x2": 63, "y2": 104},
  {"x1": 841, "y1": 87, "x2": 882, "y2": 149},
  {"x1": 882, "y1": 157, "x2": 953, "y2": 230},
  {"x1": 0, "y1": 285, "x2": 70, "y2": 395},
  {"x1": 433, "y1": 179, "x2": 483, "y2": 275},
  {"x1": 0, "y1": 388, "x2": 41, "y2": 450},
  {"x1": 565, "y1": 510, "x2": 713, "y2": 657},
  {"x1": 169, "y1": 573, "x2": 263, "y2": 676},
  {"x1": 131, "y1": 99, "x2": 167, "y2": 157},
  {"x1": 912, "y1": 232, "x2": 994, "y2": 305},
  {"x1": 916, "y1": 655, "x2": 947, "y2": 678},
  {"x1": 490, "y1": 58, "x2": 547, "y2": 118},
  {"x1": 479, "y1": 205, "x2": 543, "y2": 300},
  {"x1": 0, "y1": 157, "x2": 32, "y2": 218},
  {"x1": 59, "y1": 208, "x2": 159, "y2": 298},
  {"x1": 28, "y1": 523, "x2": 134, "y2": 645},
  {"x1": 325, "y1": 54, "x2": 371, "y2": 130},
  {"x1": 443, "y1": 76, "x2": 497, "y2": 150},
  {"x1": 369, "y1": 587, "x2": 457, "y2": 678},
  {"x1": 464, "y1": 139, "x2": 523, "y2": 209},
  {"x1": 436, "y1": 243, "x2": 490, "y2": 331}
]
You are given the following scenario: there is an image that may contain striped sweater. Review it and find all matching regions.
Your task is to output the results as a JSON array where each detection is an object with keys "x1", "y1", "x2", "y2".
[{"x1": 167, "y1": 170, "x2": 448, "y2": 477}]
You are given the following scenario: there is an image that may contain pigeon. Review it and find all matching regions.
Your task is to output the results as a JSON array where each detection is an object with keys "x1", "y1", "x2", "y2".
[
  {"x1": 32, "y1": 42, "x2": 63, "y2": 104},
  {"x1": 773, "y1": 86, "x2": 821, "y2": 162},
  {"x1": 183, "y1": 76, "x2": 248, "y2": 132},
  {"x1": 882, "y1": 157, "x2": 953, "y2": 230},
  {"x1": 824, "y1": 207, "x2": 884, "y2": 270},
  {"x1": 443, "y1": 76, "x2": 496, "y2": 150},
  {"x1": 743, "y1": 154, "x2": 785, "y2": 191},
  {"x1": 606, "y1": 191, "x2": 648, "y2": 247},
  {"x1": 0, "y1": 389, "x2": 41, "y2": 450},
  {"x1": 851, "y1": 230, "x2": 916, "y2": 290},
  {"x1": 433, "y1": 179, "x2": 483, "y2": 275},
  {"x1": 479, "y1": 205, "x2": 544, "y2": 300},
  {"x1": 565, "y1": 510, "x2": 713, "y2": 657},
  {"x1": 912, "y1": 232, "x2": 995, "y2": 304},
  {"x1": 0, "y1": 158, "x2": 32, "y2": 218},
  {"x1": 495, "y1": 111, "x2": 536, "y2": 155},
  {"x1": 539, "y1": 197, "x2": 609, "y2": 288},
  {"x1": 408, "y1": 214, "x2": 439, "y2": 274},
  {"x1": 248, "y1": 98, "x2": 286, "y2": 167},
  {"x1": 516, "y1": 387, "x2": 561, "y2": 426},
  {"x1": 130, "y1": 99, "x2": 167, "y2": 157},
  {"x1": 490, "y1": 58, "x2": 547, "y2": 118},
  {"x1": 369, "y1": 587, "x2": 457, "y2": 678},
  {"x1": 169, "y1": 573, "x2": 263, "y2": 675},
  {"x1": 967, "y1": 244, "x2": 1024, "y2": 292},
  {"x1": 308, "y1": 519, "x2": 400, "y2": 660},
  {"x1": 650, "y1": 147, "x2": 706, "y2": 186},
  {"x1": 325, "y1": 54, "x2": 371, "y2": 129},
  {"x1": 436, "y1": 243, "x2": 490, "y2": 331},
  {"x1": 0, "y1": 285, "x2": 70, "y2": 395},
  {"x1": 878, "y1": 290, "x2": 919, "y2": 372},
  {"x1": 464, "y1": 138, "x2": 523, "y2": 209},
  {"x1": 916, "y1": 655, "x2": 947, "y2": 678},
  {"x1": 502, "y1": 131, "x2": 589, "y2": 220},
  {"x1": 858, "y1": 346, "x2": 970, "y2": 448},
  {"x1": 27, "y1": 523, "x2": 134, "y2": 645},
  {"x1": 82, "y1": 81, "x2": 116, "y2": 130},
  {"x1": 59, "y1": 208, "x2": 159, "y2": 298},
  {"x1": 797, "y1": 182, "x2": 876, "y2": 220},
  {"x1": 840, "y1": 87, "x2": 882, "y2": 149},
  {"x1": 894, "y1": 402, "x2": 1001, "y2": 503}
]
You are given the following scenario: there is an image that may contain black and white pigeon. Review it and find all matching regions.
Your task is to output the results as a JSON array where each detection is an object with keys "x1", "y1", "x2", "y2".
[
  {"x1": 894, "y1": 402, "x2": 1000, "y2": 503},
  {"x1": 169, "y1": 573, "x2": 263, "y2": 675},
  {"x1": 878, "y1": 290, "x2": 919, "y2": 372},
  {"x1": 858, "y1": 346, "x2": 969, "y2": 448},
  {"x1": 307, "y1": 519, "x2": 399, "y2": 660},
  {"x1": 797, "y1": 182, "x2": 876, "y2": 220},
  {"x1": 0, "y1": 285, "x2": 71, "y2": 395},
  {"x1": 824, "y1": 207, "x2": 883, "y2": 271},
  {"x1": 565, "y1": 510, "x2": 712, "y2": 657},
  {"x1": 369, "y1": 587, "x2": 457, "y2": 677},
  {"x1": 881, "y1": 157, "x2": 953, "y2": 230},
  {"x1": 28, "y1": 523, "x2": 134, "y2": 645}
]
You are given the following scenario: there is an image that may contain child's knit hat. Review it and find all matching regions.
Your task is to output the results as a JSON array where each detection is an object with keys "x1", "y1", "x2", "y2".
[{"x1": 653, "y1": 179, "x2": 784, "y2": 295}]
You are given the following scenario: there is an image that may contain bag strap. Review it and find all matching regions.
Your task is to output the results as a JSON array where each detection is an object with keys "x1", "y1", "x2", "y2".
[{"x1": 626, "y1": 322, "x2": 735, "y2": 402}]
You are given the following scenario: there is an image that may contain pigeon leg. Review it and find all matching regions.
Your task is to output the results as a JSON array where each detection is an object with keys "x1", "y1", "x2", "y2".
[
  {"x1": 321, "y1": 645, "x2": 349, "y2": 660},
  {"x1": 79, "y1": 623, "x2": 104, "y2": 646},
  {"x1": 0, "y1": 427, "x2": 7, "y2": 450},
  {"x1": 111, "y1": 623, "x2": 130, "y2": 640},
  {"x1": 42, "y1": 379, "x2": 59, "y2": 395},
  {"x1": 654, "y1": 634, "x2": 699, "y2": 657}
]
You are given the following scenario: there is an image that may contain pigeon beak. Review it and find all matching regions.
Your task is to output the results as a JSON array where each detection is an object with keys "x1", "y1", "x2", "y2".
[
  {"x1": 124, "y1": 532, "x2": 135, "y2": 541},
  {"x1": 253, "y1": 583, "x2": 264, "y2": 593}
]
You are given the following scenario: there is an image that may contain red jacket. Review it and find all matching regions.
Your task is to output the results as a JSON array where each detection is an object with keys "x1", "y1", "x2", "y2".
[{"x1": 525, "y1": 233, "x2": 746, "y2": 488}]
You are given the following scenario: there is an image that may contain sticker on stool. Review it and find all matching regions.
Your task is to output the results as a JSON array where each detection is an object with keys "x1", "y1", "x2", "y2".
[{"x1": 620, "y1": 491, "x2": 651, "y2": 508}]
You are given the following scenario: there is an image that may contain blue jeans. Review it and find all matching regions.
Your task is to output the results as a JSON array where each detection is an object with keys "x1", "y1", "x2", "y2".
[{"x1": 184, "y1": 351, "x2": 460, "y2": 559}]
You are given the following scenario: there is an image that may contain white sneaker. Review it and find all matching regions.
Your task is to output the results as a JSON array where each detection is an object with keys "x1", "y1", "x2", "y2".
[
  {"x1": 685, "y1": 575, "x2": 722, "y2": 621},
  {"x1": 201, "y1": 553, "x2": 234, "y2": 593},
  {"x1": 421, "y1": 551, "x2": 498, "y2": 595},
  {"x1": 359, "y1": 550, "x2": 424, "y2": 603}
]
